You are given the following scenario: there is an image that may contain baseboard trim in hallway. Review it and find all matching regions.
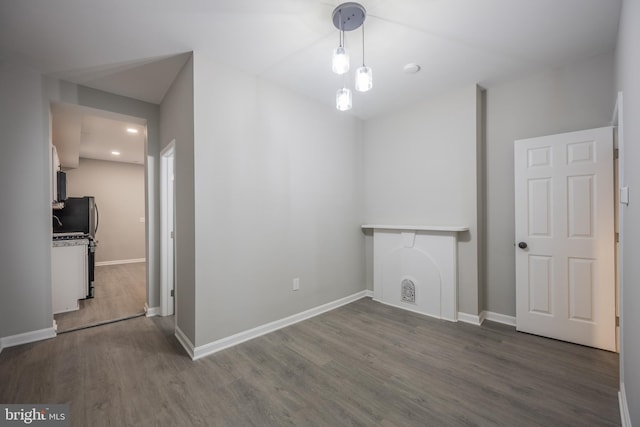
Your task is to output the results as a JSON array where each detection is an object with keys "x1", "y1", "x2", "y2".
[{"x1": 144, "y1": 303, "x2": 161, "y2": 317}]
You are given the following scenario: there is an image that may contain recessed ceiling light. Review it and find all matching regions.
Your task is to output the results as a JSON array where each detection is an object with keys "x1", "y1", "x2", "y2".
[
  {"x1": 126, "y1": 128, "x2": 138, "y2": 134},
  {"x1": 111, "y1": 151, "x2": 121, "y2": 156},
  {"x1": 403, "y1": 63, "x2": 421, "y2": 74}
]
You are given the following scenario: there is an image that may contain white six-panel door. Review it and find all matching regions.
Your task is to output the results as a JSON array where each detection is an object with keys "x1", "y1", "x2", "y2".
[{"x1": 515, "y1": 127, "x2": 615, "y2": 352}]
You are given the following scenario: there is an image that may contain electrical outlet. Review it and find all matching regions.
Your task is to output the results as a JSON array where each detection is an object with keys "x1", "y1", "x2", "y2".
[{"x1": 293, "y1": 277, "x2": 300, "y2": 291}]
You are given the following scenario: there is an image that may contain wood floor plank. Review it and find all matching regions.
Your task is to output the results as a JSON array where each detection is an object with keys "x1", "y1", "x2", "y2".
[{"x1": 0, "y1": 298, "x2": 620, "y2": 426}]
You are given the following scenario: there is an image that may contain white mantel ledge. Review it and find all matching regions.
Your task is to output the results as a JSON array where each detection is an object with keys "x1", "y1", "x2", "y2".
[{"x1": 361, "y1": 224, "x2": 469, "y2": 232}]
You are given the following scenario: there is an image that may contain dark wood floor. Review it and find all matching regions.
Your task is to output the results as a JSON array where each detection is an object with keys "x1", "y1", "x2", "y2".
[
  {"x1": 54, "y1": 262, "x2": 146, "y2": 332},
  {"x1": 1, "y1": 298, "x2": 619, "y2": 426}
]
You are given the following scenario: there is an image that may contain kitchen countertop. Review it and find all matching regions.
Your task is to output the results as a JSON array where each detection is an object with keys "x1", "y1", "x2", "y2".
[{"x1": 52, "y1": 239, "x2": 89, "y2": 247}]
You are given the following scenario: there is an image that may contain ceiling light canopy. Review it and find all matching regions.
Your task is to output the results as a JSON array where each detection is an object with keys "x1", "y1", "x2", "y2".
[
  {"x1": 331, "y1": 2, "x2": 371, "y2": 111},
  {"x1": 332, "y1": 2, "x2": 366, "y2": 32}
]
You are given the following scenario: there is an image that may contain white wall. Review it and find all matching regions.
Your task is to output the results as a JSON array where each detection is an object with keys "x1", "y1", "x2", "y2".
[
  {"x1": 616, "y1": 0, "x2": 640, "y2": 423},
  {"x1": 159, "y1": 56, "x2": 195, "y2": 342},
  {"x1": 192, "y1": 52, "x2": 365, "y2": 346},
  {"x1": 484, "y1": 52, "x2": 615, "y2": 316},
  {"x1": 65, "y1": 158, "x2": 146, "y2": 263},
  {"x1": 363, "y1": 84, "x2": 482, "y2": 315},
  {"x1": 0, "y1": 58, "x2": 53, "y2": 339}
]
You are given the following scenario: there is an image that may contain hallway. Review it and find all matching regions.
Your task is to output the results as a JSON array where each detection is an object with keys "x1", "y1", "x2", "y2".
[{"x1": 54, "y1": 263, "x2": 146, "y2": 332}]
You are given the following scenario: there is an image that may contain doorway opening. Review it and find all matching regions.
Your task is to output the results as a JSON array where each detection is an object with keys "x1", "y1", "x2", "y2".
[{"x1": 51, "y1": 102, "x2": 148, "y2": 333}]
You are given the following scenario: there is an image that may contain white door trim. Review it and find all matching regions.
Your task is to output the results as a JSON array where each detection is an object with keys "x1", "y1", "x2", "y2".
[
  {"x1": 160, "y1": 140, "x2": 176, "y2": 317},
  {"x1": 612, "y1": 92, "x2": 625, "y2": 395}
]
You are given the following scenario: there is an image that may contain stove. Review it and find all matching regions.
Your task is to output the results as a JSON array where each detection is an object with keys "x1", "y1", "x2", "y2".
[{"x1": 52, "y1": 232, "x2": 97, "y2": 298}]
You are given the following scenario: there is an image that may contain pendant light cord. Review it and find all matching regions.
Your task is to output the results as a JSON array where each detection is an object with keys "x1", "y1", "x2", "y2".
[
  {"x1": 339, "y1": 9, "x2": 344, "y2": 48},
  {"x1": 362, "y1": 23, "x2": 365, "y2": 66}
]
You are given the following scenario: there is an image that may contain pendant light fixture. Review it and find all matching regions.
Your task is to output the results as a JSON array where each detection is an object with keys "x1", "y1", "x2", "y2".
[
  {"x1": 336, "y1": 87, "x2": 352, "y2": 111},
  {"x1": 354, "y1": 23, "x2": 372, "y2": 92},
  {"x1": 331, "y1": 2, "x2": 370, "y2": 111},
  {"x1": 332, "y1": 9, "x2": 349, "y2": 75}
]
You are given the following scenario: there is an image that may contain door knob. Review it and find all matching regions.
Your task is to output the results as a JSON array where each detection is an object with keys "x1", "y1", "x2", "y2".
[{"x1": 518, "y1": 242, "x2": 528, "y2": 249}]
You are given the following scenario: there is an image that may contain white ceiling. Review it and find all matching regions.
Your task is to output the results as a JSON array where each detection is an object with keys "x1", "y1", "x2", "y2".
[
  {"x1": 50, "y1": 53, "x2": 192, "y2": 105},
  {"x1": 0, "y1": 0, "x2": 622, "y2": 119},
  {"x1": 52, "y1": 103, "x2": 146, "y2": 167}
]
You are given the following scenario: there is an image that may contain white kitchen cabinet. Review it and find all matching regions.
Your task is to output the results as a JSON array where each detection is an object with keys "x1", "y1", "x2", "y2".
[{"x1": 52, "y1": 241, "x2": 88, "y2": 314}]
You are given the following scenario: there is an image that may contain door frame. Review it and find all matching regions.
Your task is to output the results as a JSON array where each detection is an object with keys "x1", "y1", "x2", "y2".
[
  {"x1": 612, "y1": 92, "x2": 624, "y2": 356},
  {"x1": 160, "y1": 140, "x2": 176, "y2": 317}
]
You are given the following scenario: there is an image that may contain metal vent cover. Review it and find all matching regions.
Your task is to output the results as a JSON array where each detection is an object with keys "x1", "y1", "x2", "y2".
[{"x1": 401, "y1": 279, "x2": 416, "y2": 304}]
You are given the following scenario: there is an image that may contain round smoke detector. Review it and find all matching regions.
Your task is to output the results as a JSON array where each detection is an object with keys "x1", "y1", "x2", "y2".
[
  {"x1": 403, "y1": 63, "x2": 422, "y2": 74},
  {"x1": 332, "y1": 2, "x2": 367, "y2": 32}
]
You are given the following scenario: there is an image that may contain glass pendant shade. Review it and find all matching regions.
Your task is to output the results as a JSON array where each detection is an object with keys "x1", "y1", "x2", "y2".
[
  {"x1": 355, "y1": 66, "x2": 373, "y2": 92},
  {"x1": 336, "y1": 87, "x2": 352, "y2": 111},
  {"x1": 332, "y1": 46, "x2": 350, "y2": 75}
]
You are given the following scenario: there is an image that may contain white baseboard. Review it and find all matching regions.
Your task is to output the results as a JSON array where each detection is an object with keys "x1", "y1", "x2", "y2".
[
  {"x1": 96, "y1": 258, "x2": 146, "y2": 267},
  {"x1": 0, "y1": 325, "x2": 57, "y2": 351},
  {"x1": 456, "y1": 311, "x2": 516, "y2": 327},
  {"x1": 144, "y1": 303, "x2": 161, "y2": 317},
  {"x1": 189, "y1": 290, "x2": 370, "y2": 361},
  {"x1": 483, "y1": 311, "x2": 517, "y2": 326},
  {"x1": 619, "y1": 383, "x2": 631, "y2": 427},
  {"x1": 458, "y1": 311, "x2": 485, "y2": 326},
  {"x1": 479, "y1": 311, "x2": 487, "y2": 324},
  {"x1": 175, "y1": 326, "x2": 195, "y2": 359},
  {"x1": 364, "y1": 290, "x2": 374, "y2": 298},
  {"x1": 373, "y1": 298, "x2": 458, "y2": 322}
]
